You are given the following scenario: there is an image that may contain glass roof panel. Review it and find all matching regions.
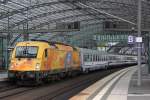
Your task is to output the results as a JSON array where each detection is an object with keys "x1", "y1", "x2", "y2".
[{"x1": 0, "y1": 0, "x2": 150, "y2": 41}]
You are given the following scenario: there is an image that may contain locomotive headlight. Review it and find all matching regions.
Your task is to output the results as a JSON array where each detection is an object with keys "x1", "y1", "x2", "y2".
[
  {"x1": 10, "y1": 65, "x2": 14, "y2": 68},
  {"x1": 10, "y1": 64, "x2": 14, "y2": 69},
  {"x1": 35, "y1": 63, "x2": 40, "y2": 70}
]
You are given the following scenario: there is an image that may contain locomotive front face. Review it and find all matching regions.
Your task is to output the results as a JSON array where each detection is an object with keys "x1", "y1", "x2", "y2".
[
  {"x1": 9, "y1": 46, "x2": 40, "y2": 71},
  {"x1": 9, "y1": 46, "x2": 42, "y2": 79}
]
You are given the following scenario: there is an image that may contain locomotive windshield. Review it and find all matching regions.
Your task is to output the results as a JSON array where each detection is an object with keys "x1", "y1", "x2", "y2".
[{"x1": 15, "y1": 46, "x2": 38, "y2": 58}]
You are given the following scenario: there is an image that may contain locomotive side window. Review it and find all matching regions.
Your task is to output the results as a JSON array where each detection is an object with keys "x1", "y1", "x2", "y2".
[{"x1": 45, "y1": 49, "x2": 48, "y2": 58}]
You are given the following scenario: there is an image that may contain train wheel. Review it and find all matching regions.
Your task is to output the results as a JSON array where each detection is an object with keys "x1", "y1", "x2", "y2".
[
  {"x1": 104, "y1": 66, "x2": 108, "y2": 70},
  {"x1": 83, "y1": 69, "x2": 89, "y2": 74},
  {"x1": 67, "y1": 71, "x2": 72, "y2": 77},
  {"x1": 35, "y1": 72, "x2": 43, "y2": 85},
  {"x1": 43, "y1": 77, "x2": 49, "y2": 83},
  {"x1": 71, "y1": 71, "x2": 79, "y2": 77},
  {"x1": 59, "y1": 72, "x2": 66, "y2": 79}
]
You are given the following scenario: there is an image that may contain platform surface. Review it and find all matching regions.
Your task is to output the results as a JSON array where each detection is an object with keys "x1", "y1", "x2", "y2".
[
  {"x1": 70, "y1": 65, "x2": 150, "y2": 100},
  {"x1": 128, "y1": 65, "x2": 150, "y2": 100}
]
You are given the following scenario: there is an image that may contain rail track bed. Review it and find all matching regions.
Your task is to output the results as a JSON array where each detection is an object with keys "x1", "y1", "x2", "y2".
[
  {"x1": 0, "y1": 82, "x2": 19, "y2": 92},
  {"x1": 0, "y1": 67, "x2": 128, "y2": 100}
]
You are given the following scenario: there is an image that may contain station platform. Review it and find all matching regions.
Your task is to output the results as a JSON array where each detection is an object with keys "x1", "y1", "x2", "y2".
[
  {"x1": 0, "y1": 71, "x2": 8, "y2": 81},
  {"x1": 70, "y1": 65, "x2": 150, "y2": 100}
]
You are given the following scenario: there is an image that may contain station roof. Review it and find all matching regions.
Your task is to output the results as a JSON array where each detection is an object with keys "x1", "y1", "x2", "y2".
[
  {"x1": 0, "y1": 0, "x2": 150, "y2": 48},
  {"x1": 0, "y1": 0, "x2": 149, "y2": 32}
]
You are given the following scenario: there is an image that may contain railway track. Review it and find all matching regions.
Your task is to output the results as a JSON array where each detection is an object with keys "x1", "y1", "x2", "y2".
[
  {"x1": 0, "y1": 85, "x2": 19, "y2": 93},
  {"x1": 0, "y1": 82, "x2": 19, "y2": 92},
  {"x1": 0, "y1": 66, "x2": 130, "y2": 100},
  {"x1": 0, "y1": 82, "x2": 37, "y2": 100},
  {"x1": 34, "y1": 68, "x2": 122, "y2": 100}
]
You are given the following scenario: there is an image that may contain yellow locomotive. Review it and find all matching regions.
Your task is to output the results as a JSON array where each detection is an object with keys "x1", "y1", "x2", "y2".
[
  {"x1": 8, "y1": 40, "x2": 138, "y2": 85},
  {"x1": 8, "y1": 40, "x2": 81, "y2": 84}
]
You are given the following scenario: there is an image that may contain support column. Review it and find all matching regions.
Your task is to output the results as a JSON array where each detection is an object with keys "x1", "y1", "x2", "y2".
[
  {"x1": 6, "y1": 10, "x2": 10, "y2": 69},
  {"x1": 3, "y1": 38, "x2": 8, "y2": 69},
  {"x1": 137, "y1": 0, "x2": 142, "y2": 86},
  {"x1": 23, "y1": 32, "x2": 29, "y2": 41},
  {"x1": 148, "y1": 34, "x2": 150, "y2": 73},
  {"x1": 0, "y1": 37, "x2": 3, "y2": 69},
  {"x1": 23, "y1": 23, "x2": 29, "y2": 41}
]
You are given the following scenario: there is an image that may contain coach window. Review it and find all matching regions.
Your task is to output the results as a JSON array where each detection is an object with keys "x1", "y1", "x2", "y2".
[
  {"x1": 93, "y1": 55, "x2": 95, "y2": 61},
  {"x1": 114, "y1": 56, "x2": 116, "y2": 60},
  {"x1": 96, "y1": 55, "x2": 97, "y2": 61},
  {"x1": 106, "y1": 56, "x2": 108, "y2": 61},
  {"x1": 89, "y1": 55, "x2": 91, "y2": 62},
  {"x1": 99, "y1": 56, "x2": 100, "y2": 61},
  {"x1": 109, "y1": 56, "x2": 111, "y2": 60},
  {"x1": 100, "y1": 56, "x2": 102, "y2": 61},
  {"x1": 93, "y1": 55, "x2": 94, "y2": 61},
  {"x1": 87, "y1": 55, "x2": 89, "y2": 62},
  {"x1": 113, "y1": 56, "x2": 115, "y2": 60},
  {"x1": 84, "y1": 54, "x2": 87, "y2": 61},
  {"x1": 103, "y1": 56, "x2": 105, "y2": 61},
  {"x1": 94, "y1": 55, "x2": 96, "y2": 61},
  {"x1": 83, "y1": 55, "x2": 86, "y2": 61},
  {"x1": 84, "y1": 54, "x2": 90, "y2": 62},
  {"x1": 86, "y1": 54, "x2": 89, "y2": 61},
  {"x1": 112, "y1": 56, "x2": 114, "y2": 60},
  {"x1": 99, "y1": 56, "x2": 101, "y2": 61},
  {"x1": 89, "y1": 55, "x2": 92, "y2": 62}
]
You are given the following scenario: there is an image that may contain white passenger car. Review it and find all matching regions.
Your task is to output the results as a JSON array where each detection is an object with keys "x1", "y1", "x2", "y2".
[{"x1": 79, "y1": 48, "x2": 137, "y2": 73}]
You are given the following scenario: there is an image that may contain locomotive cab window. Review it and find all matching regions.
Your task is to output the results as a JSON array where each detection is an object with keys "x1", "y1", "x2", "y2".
[{"x1": 15, "y1": 46, "x2": 38, "y2": 58}]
